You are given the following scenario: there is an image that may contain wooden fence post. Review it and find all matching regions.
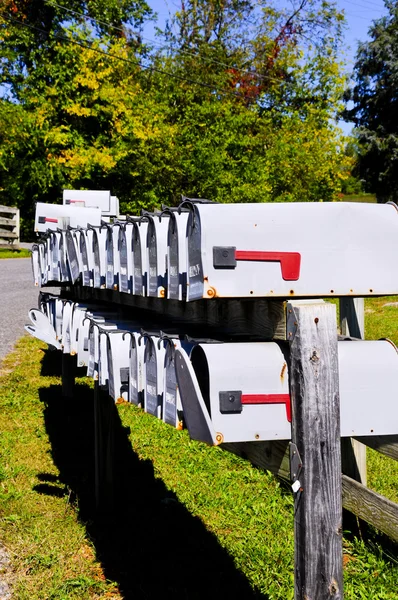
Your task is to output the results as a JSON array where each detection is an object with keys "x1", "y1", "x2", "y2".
[
  {"x1": 288, "y1": 301, "x2": 343, "y2": 600},
  {"x1": 339, "y1": 298, "x2": 367, "y2": 486}
]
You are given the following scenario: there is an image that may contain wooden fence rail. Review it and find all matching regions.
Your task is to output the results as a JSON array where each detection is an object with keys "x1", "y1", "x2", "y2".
[{"x1": 0, "y1": 205, "x2": 20, "y2": 247}]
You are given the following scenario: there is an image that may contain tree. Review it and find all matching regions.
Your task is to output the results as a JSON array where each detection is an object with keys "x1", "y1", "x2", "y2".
[{"x1": 344, "y1": 1, "x2": 398, "y2": 202}]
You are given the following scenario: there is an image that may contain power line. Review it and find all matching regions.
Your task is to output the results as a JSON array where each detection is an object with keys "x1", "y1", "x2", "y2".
[
  {"x1": 43, "y1": 0, "x2": 283, "y2": 86},
  {"x1": 1, "y1": 12, "x2": 255, "y2": 100},
  {"x1": 340, "y1": 0, "x2": 386, "y2": 10}
]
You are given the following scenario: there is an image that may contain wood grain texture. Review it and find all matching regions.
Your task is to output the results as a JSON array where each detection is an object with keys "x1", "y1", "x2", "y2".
[
  {"x1": 288, "y1": 301, "x2": 343, "y2": 600},
  {"x1": 353, "y1": 435, "x2": 398, "y2": 461},
  {"x1": 342, "y1": 475, "x2": 398, "y2": 541},
  {"x1": 223, "y1": 440, "x2": 290, "y2": 480},
  {"x1": 0, "y1": 217, "x2": 16, "y2": 227},
  {"x1": 0, "y1": 205, "x2": 18, "y2": 215},
  {"x1": 64, "y1": 286, "x2": 287, "y2": 341}
]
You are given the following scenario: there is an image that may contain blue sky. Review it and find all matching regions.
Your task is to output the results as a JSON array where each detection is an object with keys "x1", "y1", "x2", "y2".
[{"x1": 143, "y1": 0, "x2": 389, "y2": 135}]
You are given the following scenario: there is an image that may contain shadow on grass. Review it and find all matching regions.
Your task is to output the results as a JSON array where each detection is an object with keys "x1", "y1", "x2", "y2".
[{"x1": 36, "y1": 374, "x2": 268, "y2": 599}]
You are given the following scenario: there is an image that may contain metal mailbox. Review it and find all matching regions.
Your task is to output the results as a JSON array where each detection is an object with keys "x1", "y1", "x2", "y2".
[
  {"x1": 118, "y1": 223, "x2": 134, "y2": 294},
  {"x1": 61, "y1": 300, "x2": 74, "y2": 353},
  {"x1": 128, "y1": 332, "x2": 145, "y2": 407},
  {"x1": 130, "y1": 220, "x2": 148, "y2": 296},
  {"x1": 48, "y1": 232, "x2": 62, "y2": 282},
  {"x1": 338, "y1": 339, "x2": 398, "y2": 436},
  {"x1": 65, "y1": 230, "x2": 81, "y2": 284},
  {"x1": 105, "y1": 224, "x2": 121, "y2": 290},
  {"x1": 90, "y1": 226, "x2": 107, "y2": 288},
  {"x1": 76, "y1": 228, "x2": 93, "y2": 287},
  {"x1": 35, "y1": 202, "x2": 101, "y2": 233},
  {"x1": 70, "y1": 305, "x2": 87, "y2": 357},
  {"x1": 25, "y1": 308, "x2": 61, "y2": 349},
  {"x1": 105, "y1": 331, "x2": 130, "y2": 402},
  {"x1": 143, "y1": 335, "x2": 166, "y2": 418},
  {"x1": 176, "y1": 339, "x2": 398, "y2": 445},
  {"x1": 63, "y1": 189, "x2": 119, "y2": 218},
  {"x1": 185, "y1": 201, "x2": 398, "y2": 300},
  {"x1": 162, "y1": 338, "x2": 193, "y2": 428},
  {"x1": 31, "y1": 244, "x2": 40, "y2": 287},
  {"x1": 146, "y1": 214, "x2": 169, "y2": 298},
  {"x1": 166, "y1": 211, "x2": 189, "y2": 301},
  {"x1": 176, "y1": 342, "x2": 291, "y2": 444}
]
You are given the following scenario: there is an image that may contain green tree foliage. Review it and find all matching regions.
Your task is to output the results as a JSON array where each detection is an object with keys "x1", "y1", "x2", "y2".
[
  {"x1": 344, "y1": 1, "x2": 398, "y2": 202},
  {"x1": 0, "y1": 0, "x2": 350, "y2": 236}
]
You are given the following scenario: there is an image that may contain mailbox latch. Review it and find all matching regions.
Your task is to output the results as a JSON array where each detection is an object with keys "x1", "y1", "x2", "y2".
[{"x1": 219, "y1": 390, "x2": 242, "y2": 414}]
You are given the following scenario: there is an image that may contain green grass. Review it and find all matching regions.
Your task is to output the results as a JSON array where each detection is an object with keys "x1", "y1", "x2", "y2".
[
  {"x1": 342, "y1": 194, "x2": 377, "y2": 203},
  {"x1": 0, "y1": 248, "x2": 31, "y2": 259},
  {"x1": 0, "y1": 298, "x2": 397, "y2": 599}
]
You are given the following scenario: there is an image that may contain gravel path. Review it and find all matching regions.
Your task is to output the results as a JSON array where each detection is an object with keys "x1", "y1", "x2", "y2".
[{"x1": 0, "y1": 258, "x2": 39, "y2": 361}]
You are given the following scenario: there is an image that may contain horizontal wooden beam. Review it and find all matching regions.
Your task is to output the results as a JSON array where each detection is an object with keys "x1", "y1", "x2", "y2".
[
  {"x1": 63, "y1": 285, "x2": 287, "y2": 341},
  {"x1": 353, "y1": 435, "x2": 398, "y2": 461},
  {"x1": 0, "y1": 217, "x2": 17, "y2": 227},
  {"x1": 342, "y1": 475, "x2": 398, "y2": 541},
  {"x1": 0, "y1": 205, "x2": 18, "y2": 215},
  {"x1": 0, "y1": 229, "x2": 18, "y2": 239},
  {"x1": 223, "y1": 440, "x2": 398, "y2": 542}
]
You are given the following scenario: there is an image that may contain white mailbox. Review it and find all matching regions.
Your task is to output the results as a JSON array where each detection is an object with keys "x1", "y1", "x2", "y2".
[
  {"x1": 146, "y1": 214, "x2": 169, "y2": 298},
  {"x1": 175, "y1": 339, "x2": 398, "y2": 445},
  {"x1": 60, "y1": 301, "x2": 73, "y2": 352},
  {"x1": 25, "y1": 308, "x2": 61, "y2": 349},
  {"x1": 70, "y1": 305, "x2": 87, "y2": 356},
  {"x1": 162, "y1": 338, "x2": 194, "y2": 428},
  {"x1": 63, "y1": 189, "x2": 119, "y2": 217},
  {"x1": 127, "y1": 332, "x2": 145, "y2": 407},
  {"x1": 184, "y1": 201, "x2": 398, "y2": 300},
  {"x1": 90, "y1": 226, "x2": 107, "y2": 288},
  {"x1": 143, "y1": 335, "x2": 166, "y2": 418},
  {"x1": 105, "y1": 331, "x2": 130, "y2": 402},
  {"x1": 118, "y1": 223, "x2": 134, "y2": 294},
  {"x1": 31, "y1": 244, "x2": 40, "y2": 287},
  {"x1": 131, "y1": 220, "x2": 148, "y2": 296},
  {"x1": 48, "y1": 232, "x2": 62, "y2": 282},
  {"x1": 176, "y1": 342, "x2": 291, "y2": 444},
  {"x1": 105, "y1": 224, "x2": 121, "y2": 290},
  {"x1": 35, "y1": 202, "x2": 101, "y2": 233},
  {"x1": 65, "y1": 230, "x2": 81, "y2": 284},
  {"x1": 76, "y1": 228, "x2": 93, "y2": 287},
  {"x1": 166, "y1": 211, "x2": 189, "y2": 301}
]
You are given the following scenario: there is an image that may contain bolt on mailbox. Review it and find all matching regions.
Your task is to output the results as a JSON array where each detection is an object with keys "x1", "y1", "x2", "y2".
[{"x1": 185, "y1": 201, "x2": 398, "y2": 300}]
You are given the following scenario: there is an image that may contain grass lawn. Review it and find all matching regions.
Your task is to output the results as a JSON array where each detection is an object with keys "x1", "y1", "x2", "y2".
[
  {"x1": 0, "y1": 297, "x2": 397, "y2": 599},
  {"x1": 0, "y1": 248, "x2": 31, "y2": 259}
]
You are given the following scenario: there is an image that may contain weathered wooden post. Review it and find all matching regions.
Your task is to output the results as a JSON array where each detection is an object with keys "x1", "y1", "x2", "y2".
[
  {"x1": 288, "y1": 301, "x2": 343, "y2": 600},
  {"x1": 340, "y1": 298, "x2": 367, "y2": 486}
]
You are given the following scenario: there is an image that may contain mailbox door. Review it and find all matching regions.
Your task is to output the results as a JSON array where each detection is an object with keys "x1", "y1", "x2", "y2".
[
  {"x1": 133, "y1": 222, "x2": 148, "y2": 296},
  {"x1": 107, "y1": 332, "x2": 130, "y2": 401},
  {"x1": 70, "y1": 306, "x2": 86, "y2": 356},
  {"x1": 79, "y1": 230, "x2": 93, "y2": 287},
  {"x1": 92, "y1": 227, "x2": 107, "y2": 288},
  {"x1": 77, "y1": 316, "x2": 91, "y2": 369},
  {"x1": 147, "y1": 216, "x2": 169, "y2": 298},
  {"x1": 31, "y1": 244, "x2": 40, "y2": 287},
  {"x1": 105, "y1": 227, "x2": 115, "y2": 290},
  {"x1": 129, "y1": 333, "x2": 145, "y2": 406},
  {"x1": 48, "y1": 233, "x2": 60, "y2": 282},
  {"x1": 144, "y1": 337, "x2": 165, "y2": 418},
  {"x1": 118, "y1": 225, "x2": 133, "y2": 294},
  {"x1": 187, "y1": 202, "x2": 398, "y2": 299},
  {"x1": 65, "y1": 230, "x2": 80, "y2": 284},
  {"x1": 61, "y1": 301, "x2": 73, "y2": 353},
  {"x1": 167, "y1": 212, "x2": 189, "y2": 301}
]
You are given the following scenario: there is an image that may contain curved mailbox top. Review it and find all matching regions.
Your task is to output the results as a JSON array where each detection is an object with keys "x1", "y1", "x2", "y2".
[{"x1": 186, "y1": 202, "x2": 398, "y2": 300}]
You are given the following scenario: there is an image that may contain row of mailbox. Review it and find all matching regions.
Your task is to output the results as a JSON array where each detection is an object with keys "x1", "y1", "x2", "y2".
[
  {"x1": 33, "y1": 199, "x2": 398, "y2": 299},
  {"x1": 25, "y1": 294, "x2": 398, "y2": 443}
]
